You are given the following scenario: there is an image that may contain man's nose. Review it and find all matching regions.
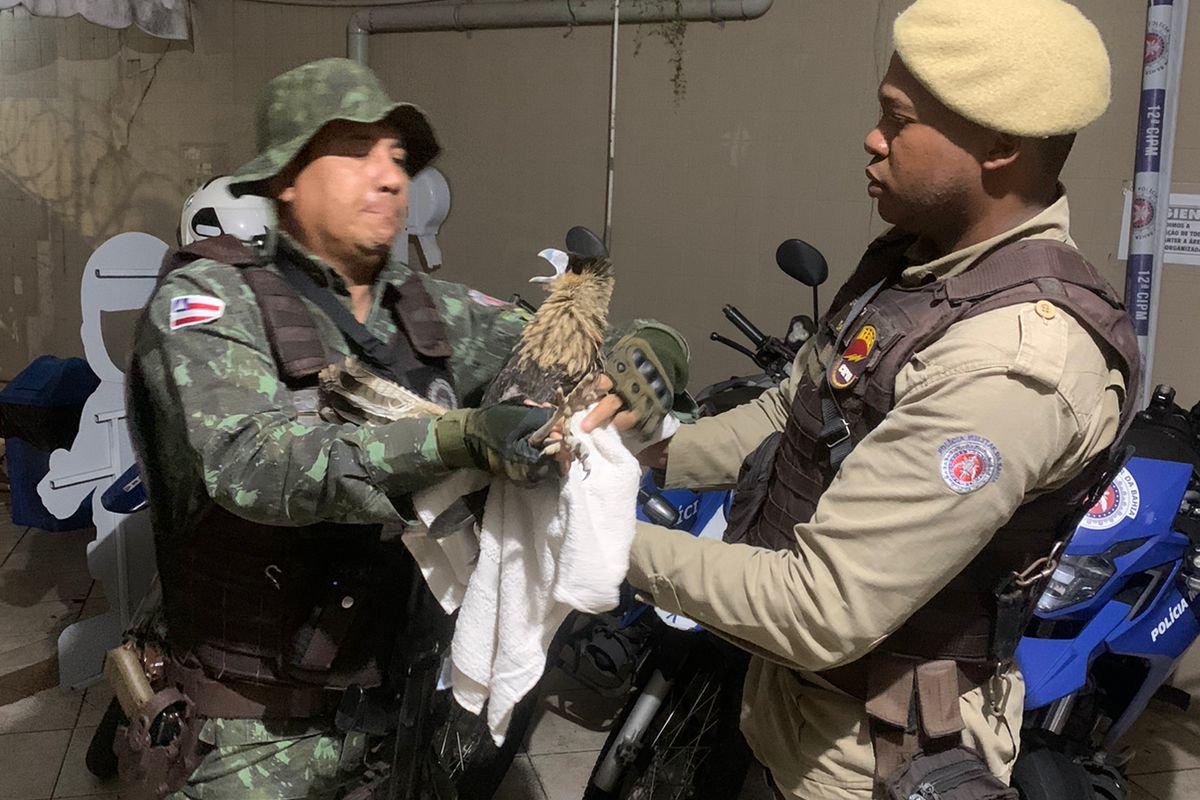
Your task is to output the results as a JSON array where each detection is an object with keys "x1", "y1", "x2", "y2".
[
  {"x1": 372, "y1": 146, "x2": 407, "y2": 194},
  {"x1": 864, "y1": 126, "x2": 888, "y2": 158}
]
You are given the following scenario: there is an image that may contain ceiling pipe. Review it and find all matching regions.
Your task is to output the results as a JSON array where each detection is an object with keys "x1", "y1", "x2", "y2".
[{"x1": 348, "y1": 0, "x2": 773, "y2": 64}]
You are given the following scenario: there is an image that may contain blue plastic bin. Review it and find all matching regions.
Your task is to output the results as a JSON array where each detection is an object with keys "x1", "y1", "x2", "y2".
[
  {"x1": 6, "y1": 437, "x2": 93, "y2": 530},
  {"x1": 0, "y1": 356, "x2": 100, "y2": 531}
]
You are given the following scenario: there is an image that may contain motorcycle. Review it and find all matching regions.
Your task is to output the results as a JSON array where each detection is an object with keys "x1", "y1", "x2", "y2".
[
  {"x1": 1013, "y1": 384, "x2": 1200, "y2": 800},
  {"x1": 570, "y1": 240, "x2": 829, "y2": 800}
]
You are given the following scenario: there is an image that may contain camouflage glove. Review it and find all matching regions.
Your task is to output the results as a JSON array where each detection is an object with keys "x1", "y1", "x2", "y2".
[
  {"x1": 605, "y1": 324, "x2": 690, "y2": 438},
  {"x1": 435, "y1": 404, "x2": 557, "y2": 484}
]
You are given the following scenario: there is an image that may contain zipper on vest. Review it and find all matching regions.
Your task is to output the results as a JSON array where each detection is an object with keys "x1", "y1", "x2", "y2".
[{"x1": 908, "y1": 755, "x2": 992, "y2": 797}]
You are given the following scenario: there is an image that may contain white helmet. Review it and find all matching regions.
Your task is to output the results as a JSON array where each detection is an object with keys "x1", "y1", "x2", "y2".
[{"x1": 179, "y1": 176, "x2": 273, "y2": 246}]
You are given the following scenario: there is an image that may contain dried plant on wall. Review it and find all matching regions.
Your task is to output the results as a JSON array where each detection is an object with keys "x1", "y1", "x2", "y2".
[
  {"x1": 562, "y1": 0, "x2": 691, "y2": 103},
  {"x1": 631, "y1": 0, "x2": 689, "y2": 102}
]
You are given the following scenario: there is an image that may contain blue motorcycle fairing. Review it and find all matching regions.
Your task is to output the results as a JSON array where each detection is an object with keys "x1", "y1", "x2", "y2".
[
  {"x1": 635, "y1": 471, "x2": 730, "y2": 539},
  {"x1": 1062, "y1": 458, "x2": 1191, "y2": 558},
  {"x1": 1019, "y1": 600, "x2": 1133, "y2": 710},
  {"x1": 629, "y1": 471, "x2": 732, "y2": 632},
  {"x1": 1017, "y1": 454, "x2": 1199, "y2": 740},
  {"x1": 1032, "y1": 530, "x2": 1190, "y2": 624}
]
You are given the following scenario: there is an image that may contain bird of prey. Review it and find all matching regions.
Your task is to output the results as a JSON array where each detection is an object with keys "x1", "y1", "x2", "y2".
[
  {"x1": 429, "y1": 247, "x2": 615, "y2": 538},
  {"x1": 484, "y1": 247, "x2": 614, "y2": 438}
]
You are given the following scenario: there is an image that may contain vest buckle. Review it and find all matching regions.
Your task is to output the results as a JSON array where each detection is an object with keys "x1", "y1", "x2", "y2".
[{"x1": 819, "y1": 416, "x2": 852, "y2": 449}]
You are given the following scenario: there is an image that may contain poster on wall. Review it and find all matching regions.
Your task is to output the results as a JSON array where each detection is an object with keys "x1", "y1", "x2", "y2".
[{"x1": 1118, "y1": 188, "x2": 1200, "y2": 267}]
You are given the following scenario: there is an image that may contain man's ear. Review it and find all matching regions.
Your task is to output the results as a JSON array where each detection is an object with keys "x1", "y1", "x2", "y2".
[
  {"x1": 264, "y1": 158, "x2": 302, "y2": 206},
  {"x1": 982, "y1": 133, "x2": 1022, "y2": 171}
]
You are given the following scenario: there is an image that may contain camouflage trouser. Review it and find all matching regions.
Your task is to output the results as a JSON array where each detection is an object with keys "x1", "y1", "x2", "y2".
[{"x1": 166, "y1": 718, "x2": 371, "y2": 800}]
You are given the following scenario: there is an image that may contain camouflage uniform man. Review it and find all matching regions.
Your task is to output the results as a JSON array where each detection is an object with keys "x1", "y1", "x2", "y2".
[
  {"x1": 125, "y1": 58, "x2": 685, "y2": 799},
  {"x1": 601, "y1": 1, "x2": 1141, "y2": 798}
]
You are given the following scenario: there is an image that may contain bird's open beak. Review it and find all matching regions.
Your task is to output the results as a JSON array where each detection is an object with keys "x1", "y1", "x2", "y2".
[{"x1": 532, "y1": 247, "x2": 570, "y2": 284}]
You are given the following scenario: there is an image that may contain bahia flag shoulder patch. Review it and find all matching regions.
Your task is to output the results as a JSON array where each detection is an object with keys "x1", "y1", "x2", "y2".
[
  {"x1": 467, "y1": 288, "x2": 509, "y2": 308},
  {"x1": 169, "y1": 295, "x2": 226, "y2": 331}
]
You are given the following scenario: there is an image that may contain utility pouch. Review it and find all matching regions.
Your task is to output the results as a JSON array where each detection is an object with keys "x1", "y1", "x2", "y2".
[
  {"x1": 886, "y1": 746, "x2": 1017, "y2": 800},
  {"x1": 281, "y1": 552, "x2": 380, "y2": 685},
  {"x1": 114, "y1": 687, "x2": 206, "y2": 800},
  {"x1": 724, "y1": 431, "x2": 782, "y2": 545}
]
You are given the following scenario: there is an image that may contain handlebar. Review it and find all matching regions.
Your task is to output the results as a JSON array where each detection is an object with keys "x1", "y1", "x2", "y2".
[
  {"x1": 722, "y1": 305, "x2": 767, "y2": 349},
  {"x1": 708, "y1": 304, "x2": 804, "y2": 382},
  {"x1": 710, "y1": 332, "x2": 758, "y2": 362}
]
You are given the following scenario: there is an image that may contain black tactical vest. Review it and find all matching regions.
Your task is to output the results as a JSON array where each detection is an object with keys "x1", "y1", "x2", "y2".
[
  {"x1": 152, "y1": 235, "x2": 453, "y2": 689},
  {"x1": 727, "y1": 235, "x2": 1140, "y2": 668}
]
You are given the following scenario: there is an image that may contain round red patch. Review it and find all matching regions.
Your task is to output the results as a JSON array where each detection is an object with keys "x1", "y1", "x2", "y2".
[{"x1": 938, "y1": 435, "x2": 1002, "y2": 494}]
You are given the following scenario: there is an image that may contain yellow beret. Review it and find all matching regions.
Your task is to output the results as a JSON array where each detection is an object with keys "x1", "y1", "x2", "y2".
[{"x1": 893, "y1": 0, "x2": 1111, "y2": 136}]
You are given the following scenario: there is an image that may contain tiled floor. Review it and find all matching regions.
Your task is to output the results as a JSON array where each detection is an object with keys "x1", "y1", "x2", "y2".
[
  {"x1": 0, "y1": 494, "x2": 107, "y2": 707},
  {"x1": 2, "y1": 491, "x2": 1200, "y2": 800}
]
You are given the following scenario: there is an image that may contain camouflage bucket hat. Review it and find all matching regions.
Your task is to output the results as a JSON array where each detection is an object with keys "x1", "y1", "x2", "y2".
[{"x1": 229, "y1": 58, "x2": 440, "y2": 197}]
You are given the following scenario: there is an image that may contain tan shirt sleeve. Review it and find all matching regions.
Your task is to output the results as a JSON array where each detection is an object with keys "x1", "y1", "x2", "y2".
[
  {"x1": 663, "y1": 340, "x2": 808, "y2": 491},
  {"x1": 629, "y1": 303, "x2": 1123, "y2": 671}
]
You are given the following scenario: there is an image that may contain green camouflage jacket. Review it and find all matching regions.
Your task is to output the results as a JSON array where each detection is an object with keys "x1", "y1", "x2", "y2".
[
  {"x1": 128, "y1": 231, "x2": 530, "y2": 542},
  {"x1": 128, "y1": 234, "x2": 533, "y2": 799},
  {"x1": 128, "y1": 232, "x2": 690, "y2": 799}
]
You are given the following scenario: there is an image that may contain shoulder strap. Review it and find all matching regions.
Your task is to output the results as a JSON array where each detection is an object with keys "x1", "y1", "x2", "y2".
[
  {"x1": 942, "y1": 239, "x2": 1114, "y2": 303},
  {"x1": 952, "y1": 240, "x2": 1141, "y2": 401},
  {"x1": 240, "y1": 268, "x2": 330, "y2": 381},
  {"x1": 875, "y1": 239, "x2": 1138, "y2": 394},
  {"x1": 839, "y1": 238, "x2": 1140, "y2": 461},
  {"x1": 271, "y1": 247, "x2": 458, "y2": 410},
  {"x1": 825, "y1": 230, "x2": 916, "y2": 314},
  {"x1": 392, "y1": 275, "x2": 452, "y2": 359},
  {"x1": 159, "y1": 235, "x2": 259, "y2": 278},
  {"x1": 272, "y1": 248, "x2": 407, "y2": 384},
  {"x1": 158, "y1": 235, "x2": 329, "y2": 383}
]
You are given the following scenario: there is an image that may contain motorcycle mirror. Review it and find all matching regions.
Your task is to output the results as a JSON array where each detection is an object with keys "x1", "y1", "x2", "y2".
[
  {"x1": 775, "y1": 239, "x2": 828, "y2": 287},
  {"x1": 566, "y1": 226, "x2": 609, "y2": 259},
  {"x1": 776, "y1": 239, "x2": 828, "y2": 324},
  {"x1": 638, "y1": 488, "x2": 680, "y2": 528}
]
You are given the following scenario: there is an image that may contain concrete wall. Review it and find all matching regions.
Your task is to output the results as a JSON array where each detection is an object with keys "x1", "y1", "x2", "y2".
[{"x1": 1, "y1": 1, "x2": 1198, "y2": 397}]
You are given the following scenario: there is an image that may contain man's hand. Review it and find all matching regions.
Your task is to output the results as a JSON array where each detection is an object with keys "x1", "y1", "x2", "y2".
[
  {"x1": 434, "y1": 404, "x2": 557, "y2": 484},
  {"x1": 580, "y1": 374, "x2": 672, "y2": 470},
  {"x1": 590, "y1": 327, "x2": 689, "y2": 438},
  {"x1": 580, "y1": 374, "x2": 642, "y2": 433}
]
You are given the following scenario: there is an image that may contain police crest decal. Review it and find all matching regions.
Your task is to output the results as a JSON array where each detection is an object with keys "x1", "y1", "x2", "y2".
[
  {"x1": 1078, "y1": 468, "x2": 1140, "y2": 531},
  {"x1": 938, "y1": 434, "x2": 1002, "y2": 494}
]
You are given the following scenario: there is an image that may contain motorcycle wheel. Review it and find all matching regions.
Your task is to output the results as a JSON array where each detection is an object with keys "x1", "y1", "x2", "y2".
[
  {"x1": 584, "y1": 640, "x2": 750, "y2": 800},
  {"x1": 432, "y1": 619, "x2": 576, "y2": 800},
  {"x1": 1087, "y1": 764, "x2": 1130, "y2": 800},
  {"x1": 84, "y1": 697, "x2": 126, "y2": 779},
  {"x1": 1011, "y1": 745, "x2": 1115, "y2": 800},
  {"x1": 429, "y1": 686, "x2": 542, "y2": 800}
]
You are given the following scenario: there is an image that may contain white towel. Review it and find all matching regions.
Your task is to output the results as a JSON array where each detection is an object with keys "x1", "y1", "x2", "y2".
[
  {"x1": 405, "y1": 469, "x2": 489, "y2": 612},
  {"x1": 408, "y1": 410, "x2": 642, "y2": 743}
]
